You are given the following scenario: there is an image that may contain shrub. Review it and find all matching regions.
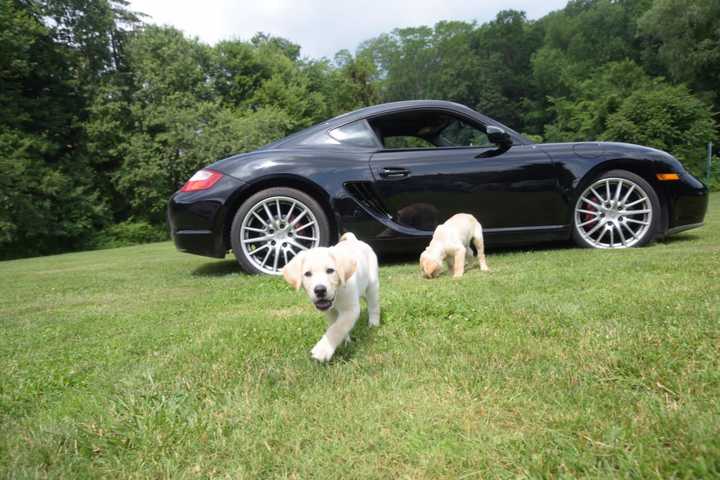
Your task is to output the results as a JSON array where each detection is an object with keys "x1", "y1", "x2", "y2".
[{"x1": 89, "y1": 220, "x2": 168, "y2": 250}]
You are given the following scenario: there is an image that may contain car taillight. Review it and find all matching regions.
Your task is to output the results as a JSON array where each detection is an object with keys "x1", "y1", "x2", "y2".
[{"x1": 180, "y1": 169, "x2": 223, "y2": 192}]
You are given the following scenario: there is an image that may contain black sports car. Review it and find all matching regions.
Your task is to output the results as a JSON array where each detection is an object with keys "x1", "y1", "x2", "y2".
[{"x1": 168, "y1": 100, "x2": 708, "y2": 275}]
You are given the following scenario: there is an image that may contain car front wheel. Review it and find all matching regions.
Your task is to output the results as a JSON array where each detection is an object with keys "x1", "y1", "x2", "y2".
[
  {"x1": 230, "y1": 187, "x2": 330, "y2": 275},
  {"x1": 572, "y1": 170, "x2": 661, "y2": 249}
]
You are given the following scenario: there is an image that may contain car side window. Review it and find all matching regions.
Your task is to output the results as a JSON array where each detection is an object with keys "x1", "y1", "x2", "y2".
[
  {"x1": 383, "y1": 136, "x2": 435, "y2": 149},
  {"x1": 368, "y1": 110, "x2": 493, "y2": 150},
  {"x1": 439, "y1": 119, "x2": 491, "y2": 147},
  {"x1": 328, "y1": 120, "x2": 378, "y2": 148}
]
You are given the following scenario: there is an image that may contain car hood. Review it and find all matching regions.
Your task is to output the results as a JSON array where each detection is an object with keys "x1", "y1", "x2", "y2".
[{"x1": 539, "y1": 141, "x2": 663, "y2": 155}]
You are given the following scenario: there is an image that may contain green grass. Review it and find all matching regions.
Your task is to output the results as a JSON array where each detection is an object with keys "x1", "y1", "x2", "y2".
[{"x1": 1, "y1": 197, "x2": 719, "y2": 479}]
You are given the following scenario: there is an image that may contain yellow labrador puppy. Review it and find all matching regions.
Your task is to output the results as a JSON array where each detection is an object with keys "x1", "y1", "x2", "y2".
[
  {"x1": 420, "y1": 213, "x2": 490, "y2": 279},
  {"x1": 282, "y1": 233, "x2": 380, "y2": 362}
]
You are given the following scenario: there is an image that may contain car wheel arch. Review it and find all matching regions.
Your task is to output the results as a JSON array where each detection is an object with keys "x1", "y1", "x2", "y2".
[{"x1": 221, "y1": 174, "x2": 339, "y2": 251}]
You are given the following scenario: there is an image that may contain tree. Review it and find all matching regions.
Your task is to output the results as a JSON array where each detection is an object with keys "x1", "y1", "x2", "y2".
[
  {"x1": 330, "y1": 50, "x2": 380, "y2": 110},
  {"x1": 544, "y1": 60, "x2": 716, "y2": 176},
  {"x1": 638, "y1": 0, "x2": 720, "y2": 109},
  {"x1": 210, "y1": 40, "x2": 269, "y2": 108},
  {"x1": 88, "y1": 27, "x2": 301, "y2": 223},
  {"x1": 0, "y1": 0, "x2": 135, "y2": 258},
  {"x1": 113, "y1": 98, "x2": 294, "y2": 222},
  {"x1": 545, "y1": 60, "x2": 651, "y2": 142},
  {"x1": 603, "y1": 84, "x2": 716, "y2": 175}
]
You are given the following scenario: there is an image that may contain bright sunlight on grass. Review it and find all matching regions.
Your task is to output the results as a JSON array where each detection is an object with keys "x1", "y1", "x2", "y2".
[{"x1": 1, "y1": 196, "x2": 718, "y2": 478}]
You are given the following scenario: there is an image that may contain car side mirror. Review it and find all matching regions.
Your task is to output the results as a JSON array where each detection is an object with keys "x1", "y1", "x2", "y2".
[{"x1": 486, "y1": 125, "x2": 513, "y2": 151}]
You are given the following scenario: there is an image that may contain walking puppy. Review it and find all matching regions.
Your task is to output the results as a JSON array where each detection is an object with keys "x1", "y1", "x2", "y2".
[
  {"x1": 282, "y1": 232, "x2": 380, "y2": 362},
  {"x1": 420, "y1": 213, "x2": 490, "y2": 279}
]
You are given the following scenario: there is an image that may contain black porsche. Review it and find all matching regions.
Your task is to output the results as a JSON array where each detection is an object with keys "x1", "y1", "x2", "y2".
[{"x1": 168, "y1": 100, "x2": 708, "y2": 275}]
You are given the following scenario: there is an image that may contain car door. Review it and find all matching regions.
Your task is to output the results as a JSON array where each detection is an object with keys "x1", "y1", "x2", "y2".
[{"x1": 368, "y1": 113, "x2": 566, "y2": 236}]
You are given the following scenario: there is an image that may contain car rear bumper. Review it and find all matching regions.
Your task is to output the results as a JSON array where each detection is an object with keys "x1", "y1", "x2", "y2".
[
  {"x1": 167, "y1": 176, "x2": 245, "y2": 258},
  {"x1": 172, "y1": 229, "x2": 225, "y2": 258}
]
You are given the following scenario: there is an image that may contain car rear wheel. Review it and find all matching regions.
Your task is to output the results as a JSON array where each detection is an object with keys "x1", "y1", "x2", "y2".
[
  {"x1": 230, "y1": 188, "x2": 330, "y2": 275},
  {"x1": 572, "y1": 170, "x2": 661, "y2": 249}
]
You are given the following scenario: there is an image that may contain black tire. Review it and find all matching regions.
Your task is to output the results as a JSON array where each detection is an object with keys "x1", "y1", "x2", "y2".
[
  {"x1": 230, "y1": 187, "x2": 330, "y2": 275},
  {"x1": 572, "y1": 170, "x2": 662, "y2": 249}
]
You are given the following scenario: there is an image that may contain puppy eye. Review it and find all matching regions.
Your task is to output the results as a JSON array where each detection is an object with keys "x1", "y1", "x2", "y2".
[
  {"x1": 326, "y1": 268, "x2": 335, "y2": 274},
  {"x1": 304, "y1": 271, "x2": 312, "y2": 277}
]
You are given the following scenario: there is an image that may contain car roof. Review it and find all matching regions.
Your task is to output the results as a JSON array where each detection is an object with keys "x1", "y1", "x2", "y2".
[
  {"x1": 329, "y1": 99, "x2": 476, "y2": 122},
  {"x1": 264, "y1": 100, "x2": 524, "y2": 149}
]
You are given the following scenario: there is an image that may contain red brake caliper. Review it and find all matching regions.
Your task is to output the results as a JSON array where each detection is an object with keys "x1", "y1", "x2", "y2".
[{"x1": 582, "y1": 195, "x2": 600, "y2": 225}]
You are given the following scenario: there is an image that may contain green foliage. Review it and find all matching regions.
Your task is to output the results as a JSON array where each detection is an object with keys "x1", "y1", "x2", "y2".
[
  {"x1": 0, "y1": 0, "x2": 118, "y2": 259},
  {"x1": 113, "y1": 102, "x2": 294, "y2": 222},
  {"x1": 210, "y1": 40, "x2": 269, "y2": 107},
  {"x1": 0, "y1": 130, "x2": 109, "y2": 259},
  {"x1": 331, "y1": 50, "x2": 380, "y2": 109},
  {"x1": 523, "y1": 133, "x2": 544, "y2": 143},
  {"x1": 89, "y1": 219, "x2": 168, "y2": 249},
  {"x1": 638, "y1": 0, "x2": 720, "y2": 108},
  {"x1": 602, "y1": 84, "x2": 716, "y2": 175},
  {"x1": 545, "y1": 60, "x2": 653, "y2": 142},
  {"x1": 705, "y1": 156, "x2": 720, "y2": 191},
  {"x1": 543, "y1": 60, "x2": 716, "y2": 179}
]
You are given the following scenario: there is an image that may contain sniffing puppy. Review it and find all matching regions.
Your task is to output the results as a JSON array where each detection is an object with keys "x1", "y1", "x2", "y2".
[
  {"x1": 420, "y1": 213, "x2": 490, "y2": 279},
  {"x1": 282, "y1": 232, "x2": 380, "y2": 362}
]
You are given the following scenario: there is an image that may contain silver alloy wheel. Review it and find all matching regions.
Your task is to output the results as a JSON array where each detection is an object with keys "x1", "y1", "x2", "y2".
[
  {"x1": 574, "y1": 177, "x2": 653, "y2": 248},
  {"x1": 239, "y1": 196, "x2": 321, "y2": 275}
]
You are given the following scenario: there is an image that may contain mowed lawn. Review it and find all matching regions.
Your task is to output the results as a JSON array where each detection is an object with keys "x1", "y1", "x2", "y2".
[{"x1": 1, "y1": 198, "x2": 719, "y2": 479}]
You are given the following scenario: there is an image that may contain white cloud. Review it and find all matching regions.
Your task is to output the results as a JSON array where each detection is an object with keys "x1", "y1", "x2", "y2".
[{"x1": 128, "y1": 0, "x2": 569, "y2": 59}]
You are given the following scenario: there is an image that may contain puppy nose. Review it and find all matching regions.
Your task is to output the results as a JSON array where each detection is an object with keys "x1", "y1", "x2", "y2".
[{"x1": 314, "y1": 285, "x2": 327, "y2": 298}]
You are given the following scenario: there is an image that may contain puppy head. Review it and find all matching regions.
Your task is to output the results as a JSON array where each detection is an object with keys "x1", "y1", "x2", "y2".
[
  {"x1": 282, "y1": 247, "x2": 356, "y2": 311},
  {"x1": 420, "y1": 250, "x2": 442, "y2": 279}
]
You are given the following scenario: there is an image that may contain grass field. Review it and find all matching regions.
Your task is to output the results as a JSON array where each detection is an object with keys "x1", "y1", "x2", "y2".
[{"x1": 1, "y1": 197, "x2": 719, "y2": 479}]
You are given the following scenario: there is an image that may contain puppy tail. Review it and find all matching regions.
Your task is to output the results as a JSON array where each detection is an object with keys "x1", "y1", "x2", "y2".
[{"x1": 339, "y1": 232, "x2": 358, "y2": 243}]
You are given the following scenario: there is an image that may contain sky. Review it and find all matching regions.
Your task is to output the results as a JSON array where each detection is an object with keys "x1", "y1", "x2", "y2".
[{"x1": 127, "y1": 0, "x2": 569, "y2": 60}]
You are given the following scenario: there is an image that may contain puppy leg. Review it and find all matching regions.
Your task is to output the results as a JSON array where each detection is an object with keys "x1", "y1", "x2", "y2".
[
  {"x1": 366, "y1": 281, "x2": 380, "y2": 327},
  {"x1": 451, "y1": 247, "x2": 466, "y2": 278},
  {"x1": 325, "y1": 309, "x2": 349, "y2": 343},
  {"x1": 472, "y1": 224, "x2": 490, "y2": 272},
  {"x1": 325, "y1": 309, "x2": 339, "y2": 326},
  {"x1": 366, "y1": 253, "x2": 381, "y2": 327},
  {"x1": 311, "y1": 303, "x2": 360, "y2": 362}
]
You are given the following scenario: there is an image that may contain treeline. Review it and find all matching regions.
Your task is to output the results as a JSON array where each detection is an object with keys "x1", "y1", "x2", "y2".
[{"x1": 1, "y1": 0, "x2": 718, "y2": 259}]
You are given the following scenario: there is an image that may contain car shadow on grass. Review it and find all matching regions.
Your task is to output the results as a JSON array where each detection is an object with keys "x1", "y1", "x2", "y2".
[
  {"x1": 377, "y1": 240, "x2": 576, "y2": 266},
  {"x1": 657, "y1": 233, "x2": 701, "y2": 245},
  {"x1": 188, "y1": 234, "x2": 700, "y2": 277},
  {"x1": 191, "y1": 260, "x2": 241, "y2": 277}
]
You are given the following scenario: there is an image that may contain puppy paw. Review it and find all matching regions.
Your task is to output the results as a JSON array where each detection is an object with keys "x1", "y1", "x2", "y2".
[
  {"x1": 368, "y1": 315, "x2": 380, "y2": 327},
  {"x1": 310, "y1": 336, "x2": 335, "y2": 362}
]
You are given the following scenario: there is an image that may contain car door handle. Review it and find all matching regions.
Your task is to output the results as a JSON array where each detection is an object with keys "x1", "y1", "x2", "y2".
[{"x1": 379, "y1": 167, "x2": 410, "y2": 178}]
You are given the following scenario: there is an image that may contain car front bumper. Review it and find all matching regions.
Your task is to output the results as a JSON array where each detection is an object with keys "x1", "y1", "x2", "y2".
[{"x1": 662, "y1": 172, "x2": 709, "y2": 234}]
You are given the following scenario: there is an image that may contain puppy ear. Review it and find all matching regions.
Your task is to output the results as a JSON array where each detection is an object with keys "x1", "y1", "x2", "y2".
[
  {"x1": 282, "y1": 251, "x2": 306, "y2": 290},
  {"x1": 330, "y1": 248, "x2": 357, "y2": 285}
]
